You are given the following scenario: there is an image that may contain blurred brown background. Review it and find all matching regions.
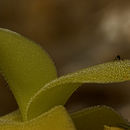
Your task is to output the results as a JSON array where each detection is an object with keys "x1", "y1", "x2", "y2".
[{"x1": 0, "y1": 0, "x2": 130, "y2": 121}]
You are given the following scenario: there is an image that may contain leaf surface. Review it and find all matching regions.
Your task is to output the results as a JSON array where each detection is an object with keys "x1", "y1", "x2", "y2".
[{"x1": 0, "y1": 28, "x2": 129, "y2": 130}]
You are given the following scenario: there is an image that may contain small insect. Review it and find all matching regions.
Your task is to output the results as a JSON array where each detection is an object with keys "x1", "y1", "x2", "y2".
[
  {"x1": 115, "y1": 55, "x2": 121, "y2": 60},
  {"x1": 114, "y1": 55, "x2": 124, "y2": 61}
]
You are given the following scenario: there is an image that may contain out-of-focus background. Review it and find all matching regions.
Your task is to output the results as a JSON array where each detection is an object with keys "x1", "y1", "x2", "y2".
[{"x1": 0, "y1": 0, "x2": 130, "y2": 121}]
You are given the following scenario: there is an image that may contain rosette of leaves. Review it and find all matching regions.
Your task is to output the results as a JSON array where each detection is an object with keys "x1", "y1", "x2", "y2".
[{"x1": 0, "y1": 28, "x2": 129, "y2": 130}]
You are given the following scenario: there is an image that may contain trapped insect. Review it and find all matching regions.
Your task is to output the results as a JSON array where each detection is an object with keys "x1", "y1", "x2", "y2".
[
  {"x1": 114, "y1": 55, "x2": 125, "y2": 61},
  {"x1": 115, "y1": 55, "x2": 121, "y2": 60}
]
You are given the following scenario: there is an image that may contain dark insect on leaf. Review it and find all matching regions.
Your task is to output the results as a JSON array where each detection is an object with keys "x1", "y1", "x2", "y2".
[{"x1": 114, "y1": 55, "x2": 122, "y2": 60}]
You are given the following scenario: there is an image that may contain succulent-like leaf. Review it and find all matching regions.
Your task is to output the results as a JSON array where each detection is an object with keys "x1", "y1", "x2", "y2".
[
  {"x1": 0, "y1": 28, "x2": 57, "y2": 120},
  {"x1": 71, "y1": 106, "x2": 127, "y2": 130},
  {"x1": 0, "y1": 28, "x2": 129, "y2": 130},
  {"x1": 0, "y1": 106, "x2": 76, "y2": 130},
  {"x1": 104, "y1": 126, "x2": 125, "y2": 130},
  {"x1": 27, "y1": 60, "x2": 130, "y2": 120}
]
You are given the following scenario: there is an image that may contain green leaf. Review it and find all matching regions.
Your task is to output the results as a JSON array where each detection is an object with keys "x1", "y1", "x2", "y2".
[
  {"x1": 0, "y1": 105, "x2": 76, "y2": 130},
  {"x1": 27, "y1": 60, "x2": 130, "y2": 120},
  {"x1": 104, "y1": 125, "x2": 125, "y2": 130},
  {"x1": 71, "y1": 106, "x2": 127, "y2": 130},
  {"x1": 0, "y1": 28, "x2": 129, "y2": 130},
  {"x1": 0, "y1": 28, "x2": 57, "y2": 120}
]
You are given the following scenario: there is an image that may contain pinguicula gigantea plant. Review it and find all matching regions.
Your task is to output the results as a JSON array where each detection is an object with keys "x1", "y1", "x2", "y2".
[{"x1": 0, "y1": 28, "x2": 129, "y2": 130}]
